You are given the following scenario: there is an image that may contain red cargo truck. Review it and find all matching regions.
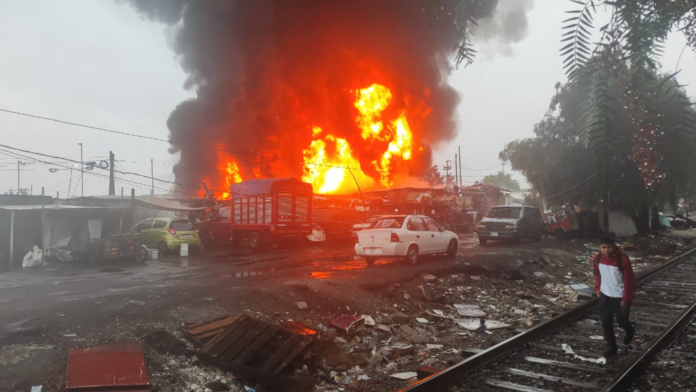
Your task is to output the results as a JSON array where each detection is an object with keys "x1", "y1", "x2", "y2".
[{"x1": 230, "y1": 177, "x2": 313, "y2": 249}]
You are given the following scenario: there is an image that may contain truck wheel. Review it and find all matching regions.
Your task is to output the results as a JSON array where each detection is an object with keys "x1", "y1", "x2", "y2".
[
  {"x1": 479, "y1": 238, "x2": 487, "y2": 245},
  {"x1": 200, "y1": 230, "x2": 212, "y2": 249},
  {"x1": 135, "y1": 245, "x2": 148, "y2": 263},
  {"x1": 248, "y1": 231, "x2": 263, "y2": 250},
  {"x1": 446, "y1": 239, "x2": 458, "y2": 257},
  {"x1": 405, "y1": 246, "x2": 419, "y2": 265},
  {"x1": 365, "y1": 257, "x2": 376, "y2": 266}
]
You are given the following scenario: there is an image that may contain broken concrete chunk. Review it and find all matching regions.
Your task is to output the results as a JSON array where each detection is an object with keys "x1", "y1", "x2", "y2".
[
  {"x1": 390, "y1": 372, "x2": 418, "y2": 380},
  {"x1": 362, "y1": 315, "x2": 376, "y2": 326},
  {"x1": 453, "y1": 304, "x2": 486, "y2": 317},
  {"x1": 455, "y1": 319, "x2": 512, "y2": 331},
  {"x1": 389, "y1": 312, "x2": 409, "y2": 325},
  {"x1": 376, "y1": 324, "x2": 392, "y2": 333},
  {"x1": 399, "y1": 325, "x2": 417, "y2": 336},
  {"x1": 296, "y1": 302, "x2": 308, "y2": 309},
  {"x1": 411, "y1": 335, "x2": 429, "y2": 344},
  {"x1": 390, "y1": 343, "x2": 414, "y2": 355},
  {"x1": 426, "y1": 344, "x2": 443, "y2": 349},
  {"x1": 422, "y1": 274, "x2": 437, "y2": 283}
]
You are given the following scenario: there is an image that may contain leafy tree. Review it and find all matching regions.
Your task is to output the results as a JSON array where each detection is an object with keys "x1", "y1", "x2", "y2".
[
  {"x1": 482, "y1": 171, "x2": 521, "y2": 191},
  {"x1": 445, "y1": 172, "x2": 455, "y2": 186},
  {"x1": 502, "y1": 65, "x2": 696, "y2": 232},
  {"x1": 424, "y1": 165, "x2": 445, "y2": 188}
]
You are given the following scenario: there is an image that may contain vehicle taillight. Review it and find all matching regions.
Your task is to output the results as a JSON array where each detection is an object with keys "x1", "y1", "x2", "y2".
[
  {"x1": 168, "y1": 228, "x2": 177, "y2": 238},
  {"x1": 391, "y1": 232, "x2": 400, "y2": 242}
]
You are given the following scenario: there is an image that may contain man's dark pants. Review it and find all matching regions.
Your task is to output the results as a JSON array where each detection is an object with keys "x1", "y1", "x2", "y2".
[{"x1": 598, "y1": 294, "x2": 635, "y2": 350}]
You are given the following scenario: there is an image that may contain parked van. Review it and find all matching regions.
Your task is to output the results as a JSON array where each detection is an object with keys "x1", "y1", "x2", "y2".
[{"x1": 476, "y1": 206, "x2": 546, "y2": 245}]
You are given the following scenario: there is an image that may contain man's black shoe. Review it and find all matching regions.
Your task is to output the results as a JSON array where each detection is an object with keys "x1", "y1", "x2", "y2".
[
  {"x1": 603, "y1": 347, "x2": 618, "y2": 357},
  {"x1": 624, "y1": 327, "x2": 635, "y2": 345}
]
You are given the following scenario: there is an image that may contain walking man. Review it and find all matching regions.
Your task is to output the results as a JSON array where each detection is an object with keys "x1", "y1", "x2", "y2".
[{"x1": 593, "y1": 237, "x2": 636, "y2": 357}]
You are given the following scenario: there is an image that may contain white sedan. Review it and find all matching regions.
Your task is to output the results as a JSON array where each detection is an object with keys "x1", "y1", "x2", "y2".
[{"x1": 354, "y1": 215, "x2": 459, "y2": 265}]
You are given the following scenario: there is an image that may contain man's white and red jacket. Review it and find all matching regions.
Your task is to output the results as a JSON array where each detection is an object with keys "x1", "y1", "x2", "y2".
[{"x1": 593, "y1": 249, "x2": 636, "y2": 301}]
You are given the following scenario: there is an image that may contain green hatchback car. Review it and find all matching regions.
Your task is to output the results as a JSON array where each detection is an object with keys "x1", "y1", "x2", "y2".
[{"x1": 133, "y1": 218, "x2": 201, "y2": 255}]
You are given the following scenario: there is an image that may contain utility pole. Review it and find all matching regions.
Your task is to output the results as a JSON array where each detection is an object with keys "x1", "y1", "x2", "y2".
[
  {"x1": 150, "y1": 159, "x2": 154, "y2": 195},
  {"x1": 458, "y1": 146, "x2": 462, "y2": 188},
  {"x1": 108, "y1": 151, "x2": 115, "y2": 196},
  {"x1": 68, "y1": 168, "x2": 73, "y2": 198},
  {"x1": 17, "y1": 161, "x2": 24, "y2": 194},
  {"x1": 78, "y1": 143, "x2": 84, "y2": 198},
  {"x1": 454, "y1": 154, "x2": 458, "y2": 189},
  {"x1": 443, "y1": 160, "x2": 452, "y2": 186}
]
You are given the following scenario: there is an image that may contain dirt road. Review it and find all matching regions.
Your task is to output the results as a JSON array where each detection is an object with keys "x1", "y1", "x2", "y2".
[{"x1": 1, "y1": 234, "x2": 674, "y2": 391}]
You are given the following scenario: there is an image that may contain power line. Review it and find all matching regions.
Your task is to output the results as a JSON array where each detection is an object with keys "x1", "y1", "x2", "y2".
[
  {"x1": 0, "y1": 146, "x2": 195, "y2": 197},
  {"x1": 0, "y1": 107, "x2": 419, "y2": 176},
  {"x1": 543, "y1": 171, "x2": 601, "y2": 202},
  {"x1": 0, "y1": 144, "x2": 212, "y2": 194}
]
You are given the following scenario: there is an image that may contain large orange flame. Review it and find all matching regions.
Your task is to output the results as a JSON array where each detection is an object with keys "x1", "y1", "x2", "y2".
[
  {"x1": 302, "y1": 131, "x2": 373, "y2": 193},
  {"x1": 208, "y1": 84, "x2": 419, "y2": 196},
  {"x1": 300, "y1": 83, "x2": 415, "y2": 193}
]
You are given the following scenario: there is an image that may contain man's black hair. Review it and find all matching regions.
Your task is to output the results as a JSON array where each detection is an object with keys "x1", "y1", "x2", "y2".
[{"x1": 600, "y1": 237, "x2": 616, "y2": 245}]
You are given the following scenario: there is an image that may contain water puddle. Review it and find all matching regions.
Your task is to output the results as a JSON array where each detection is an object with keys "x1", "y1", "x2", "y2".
[
  {"x1": 308, "y1": 271, "x2": 333, "y2": 279},
  {"x1": 230, "y1": 267, "x2": 278, "y2": 278}
]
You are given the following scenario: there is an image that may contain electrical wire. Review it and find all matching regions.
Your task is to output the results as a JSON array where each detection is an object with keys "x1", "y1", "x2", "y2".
[
  {"x1": 0, "y1": 107, "x2": 448, "y2": 176},
  {"x1": 543, "y1": 171, "x2": 602, "y2": 202},
  {"x1": 0, "y1": 146, "x2": 196, "y2": 197}
]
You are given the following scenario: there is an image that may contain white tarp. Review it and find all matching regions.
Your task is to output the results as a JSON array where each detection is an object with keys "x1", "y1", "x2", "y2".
[
  {"x1": 22, "y1": 245, "x2": 44, "y2": 268},
  {"x1": 608, "y1": 211, "x2": 638, "y2": 237}
]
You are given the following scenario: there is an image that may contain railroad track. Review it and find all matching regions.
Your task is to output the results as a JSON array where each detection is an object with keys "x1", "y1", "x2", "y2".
[{"x1": 400, "y1": 248, "x2": 696, "y2": 392}]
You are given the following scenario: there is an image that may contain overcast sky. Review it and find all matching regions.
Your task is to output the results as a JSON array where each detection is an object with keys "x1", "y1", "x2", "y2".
[{"x1": 1, "y1": 0, "x2": 695, "y2": 196}]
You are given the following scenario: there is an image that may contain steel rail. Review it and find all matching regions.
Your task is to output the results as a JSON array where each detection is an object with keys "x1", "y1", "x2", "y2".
[
  {"x1": 601, "y1": 283, "x2": 696, "y2": 391},
  {"x1": 399, "y1": 246, "x2": 696, "y2": 392}
]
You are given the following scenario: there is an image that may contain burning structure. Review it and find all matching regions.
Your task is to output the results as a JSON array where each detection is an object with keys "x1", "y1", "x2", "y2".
[{"x1": 128, "y1": 0, "x2": 531, "y2": 196}]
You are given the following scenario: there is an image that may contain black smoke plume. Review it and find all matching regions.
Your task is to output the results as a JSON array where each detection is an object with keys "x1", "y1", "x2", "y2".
[{"x1": 127, "y1": 0, "x2": 530, "y2": 194}]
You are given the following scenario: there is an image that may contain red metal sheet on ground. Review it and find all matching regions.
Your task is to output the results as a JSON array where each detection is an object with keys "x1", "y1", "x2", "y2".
[{"x1": 66, "y1": 342, "x2": 149, "y2": 390}]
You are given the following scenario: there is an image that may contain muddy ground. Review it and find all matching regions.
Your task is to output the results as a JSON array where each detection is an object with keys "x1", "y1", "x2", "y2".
[{"x1": 1, "y1": 232, "x2": 694, "y2": 392}]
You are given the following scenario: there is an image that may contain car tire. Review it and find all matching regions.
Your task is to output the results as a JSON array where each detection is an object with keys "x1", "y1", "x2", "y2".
[
  {"x1": 135, "y1": 245, "x2": 148, "y2": 263},
  {"x1": 405, "y1": 246, "x2": 419, "y2": 265},
  {"x1": 479, "y1": 237, "x2": 487, "y2": 245},
  {"x1": 248, "y1": 231, "x2": 263, "y2": 250},
  {"x1": 446, "y1": 239, "x2": 458, "y2": 257},
  {"x1": 516, "y1": 230, "x2": 525, "y2": 245},
  {"x1": 365, "y1": 257, "x2": 376, "y2": 266},
  {"x1": 157, "y1": 241, "x2": 168, "y2": 256}
]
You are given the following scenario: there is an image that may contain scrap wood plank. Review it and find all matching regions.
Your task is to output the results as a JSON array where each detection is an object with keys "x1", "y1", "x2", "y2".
[
  {"x1": 271, "y1": 335, "x2": 313, "y2": 376},
  {"x1": 506, "y1": 367, "x2": 600, "y2": 389},
  {"x1": 233, "y1": 325, "x2": 281, "y2": 365},
  {"x1": 260, "y1": 334, "x2": 304, "y2": 374},
  {"x1": 185, "y1": 315, "x2": 240, "y2": 341},
  {"x1": 213, "y1": 318, "x2": 261, "y2": 359},
  {"x1": 484, "y1": 379, "x2": 556, "y2": 392},
  {"x1": 220, "y1": 322, "x2": 271, "y2": 362},
  {"x1": 524, "y1": 356, "x2": 610, "y2": 375},
  {"x1": 201, "y1": 315, "x2": 253, "y2": 356}
]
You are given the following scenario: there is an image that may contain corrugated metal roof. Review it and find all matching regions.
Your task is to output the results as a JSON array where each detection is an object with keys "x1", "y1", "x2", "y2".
[{"x1": 0, "y1": 204, "x2": 114, "y2": 211}]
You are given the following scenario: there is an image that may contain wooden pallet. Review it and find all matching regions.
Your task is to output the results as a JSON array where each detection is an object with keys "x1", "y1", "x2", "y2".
[
  {"x1": 196, "y1": 314, "x2": 313, "y2": 387},
  {"x1": 183, "y1": 315, "x2": 241, "y2": 344}
]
